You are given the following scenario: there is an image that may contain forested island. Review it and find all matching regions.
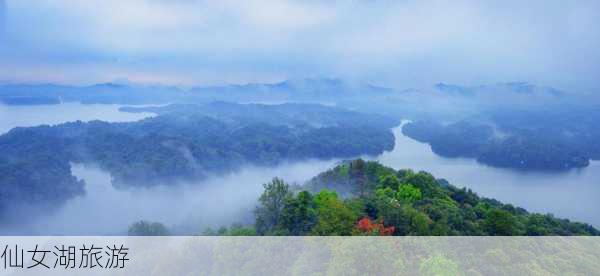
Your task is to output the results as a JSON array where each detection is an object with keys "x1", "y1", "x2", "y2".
[
  {"x1": 0, "y1": 102, "x2": 398, "y2": 218},
  {"x1": 402, "y1": 105, "x2": 600, "y2": 171},
  {"x1": 131, "y1": 159, "x2": 598, "y2": 236}
]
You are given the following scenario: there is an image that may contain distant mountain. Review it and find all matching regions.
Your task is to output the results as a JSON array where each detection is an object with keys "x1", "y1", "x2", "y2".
[
  {"x1": 190, "y1": 78, "x2": 394, "y2": 103},
  {"x1": 435, "y1": 82, "x2": 565, "y2": 98},
  {"x1": 1, "y1": 79, "x2": 589, "y2": 125},
  {"x1": 434, "y1": 83, "x2": 475, "y2": 96},
  {"x1": 0, "y1": 78, "x2": 395, "y2": 106},
  {"x1": 0, "y1": 82, "x2": 186, "y2": 105}
]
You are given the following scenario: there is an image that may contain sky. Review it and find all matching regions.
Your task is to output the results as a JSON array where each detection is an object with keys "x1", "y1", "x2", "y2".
[{"x1": 0, "y1": 0, "x2": 599, "y2": 92}]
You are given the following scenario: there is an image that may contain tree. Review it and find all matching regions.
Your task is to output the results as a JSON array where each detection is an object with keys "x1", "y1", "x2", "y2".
[
  {"x1": 280, "y1": 191, "x2": 317, "y2": 235},
  {"x1": 355, "y1": 217, "x2": 395, "y2": 236},
  {"x1": 402, "y1": 172, "x2": 444, "y2": 198},
  {"x1": 349, "y1": 159, "x2": 368, "y2": 196},
  {"x1": 255, "y1": 178, "x2": 292, "y2": 235},
  {"x1": 396, "y1": 184, "x2": 422, "y2": 203},
  {"x1": 227, "y1": 224, "x2": 257, "y2": 236},
  {"x1": 378, "y1": 174, "x2": 400, "y2": 190},
  {"x1": 375, "y1": 187, "x2": 397, "y2": 201},
  {"x1": 373, "y1": 194, "x2": 431, "y2": 235},
  {"x1": 128, "y1": 220, "x2": 170, "y2": 236},
  {"x1": 312, "y1": 190, "x2": 358, "y2": 235},
  {"x1": 484, "y1": 209, "x2": 517, "y2": 235}
]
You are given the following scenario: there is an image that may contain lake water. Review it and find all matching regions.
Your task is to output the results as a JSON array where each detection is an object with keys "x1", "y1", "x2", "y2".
[
  {"x1": 376, "y1": 127, "x2": 600, "y2": 227},
  {"x1": 0, "y1": 102, "x2": 154, "y2": 134},
  {"x1": 1, "y1": 103, "x2": 598, "y2": 233}
]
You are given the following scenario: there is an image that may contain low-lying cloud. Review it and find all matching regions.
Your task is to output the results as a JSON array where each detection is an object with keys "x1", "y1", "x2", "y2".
[{"x1": 3, "y1": 160, "x2": 339, "y2": 235}]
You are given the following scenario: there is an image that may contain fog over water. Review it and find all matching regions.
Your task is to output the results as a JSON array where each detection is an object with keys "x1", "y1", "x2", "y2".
[
  {"x1": 0, "y1": 103, "x2": 154, "y2": 134},
  {"x1": 1, "y1": 103, "x2": 598, "y2": 234},
  {"x1": 28, "y1": 161, "x2": 340, "y2": 235}
]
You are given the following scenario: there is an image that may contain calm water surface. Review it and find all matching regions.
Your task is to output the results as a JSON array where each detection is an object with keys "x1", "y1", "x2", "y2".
[{"x1": 0, "y1": 102, "x2": 153, "y2": 134}]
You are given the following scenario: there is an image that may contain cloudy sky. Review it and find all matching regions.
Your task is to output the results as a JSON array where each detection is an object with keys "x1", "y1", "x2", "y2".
[{"x1": 0, "y1": 0, "x2": 599, "y2": 91}]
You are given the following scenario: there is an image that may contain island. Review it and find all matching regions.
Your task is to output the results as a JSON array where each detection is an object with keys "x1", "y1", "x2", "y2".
[{"x1": 0, "y1": 102, "x2": 399, "y2": 218}]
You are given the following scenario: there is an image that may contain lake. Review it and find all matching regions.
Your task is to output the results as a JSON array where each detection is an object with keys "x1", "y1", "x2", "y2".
[
  {"x1": 0, "y1": 102, "x2": 154, "y2": 134},
  {"x1": 1, "y1": 103, "x2": 598, "y2": 233},
  {"x1": 376, "y1": 127, "x2": 600, "y2": 227}
]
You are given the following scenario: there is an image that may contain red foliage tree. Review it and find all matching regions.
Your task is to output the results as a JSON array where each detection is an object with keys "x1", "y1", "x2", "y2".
[{"x1": 356, "y1": 217, "x2": 395, "y2": 236}]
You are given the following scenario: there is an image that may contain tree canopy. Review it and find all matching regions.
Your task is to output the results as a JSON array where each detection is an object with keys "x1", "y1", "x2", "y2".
[{"x1": 250, "y1": 159, "x2": 599, "y2": 236}]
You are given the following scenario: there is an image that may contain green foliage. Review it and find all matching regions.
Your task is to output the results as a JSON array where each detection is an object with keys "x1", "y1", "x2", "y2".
[
  {"x1": 255, "y1": 178, "x2": 292, "y2": 235},
  {"x1": 128, "y1": 220, "x2": 170, "y2": 236},
  {"x1": 0, "y1": 103, "x2": 397, "y2": 216},
  {"x1": 375, "y1": 187, "x2": 396, "y2": 201},
  {"x1": 396, "y1": 184, "x2": 422, "y2": 203},
  {"x1": 280, "y1": 191, "x2": 317, "y2": 235},
  {"x1": 337, "y1": 164, "x2": 349, "y2": 177},
  {"x1": 378, "y1": 174, "x2": 400, "y2": 190},
  {"x1": 253, "y1": 159, "x2": 599, "y2": 236},
  {"x1": 484, "y1": 209, "x2": 518, "y2": 235},
  {"x1": 402, "y1": 171, "x2": 445, "y2": 199},
  {"x1": 403, "y1": 112, "x2": 600, "y2": 171},
  {"x1": 311, "y1": 190, "x2": 358, "y2": 236}
]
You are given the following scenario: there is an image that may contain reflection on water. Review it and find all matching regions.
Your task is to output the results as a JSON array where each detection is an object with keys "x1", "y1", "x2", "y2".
[
  {"x1": 0, "y1": 102, "x2": 154, "y2": 134},
  {"x1": 375, "y1": 127, "x2": 600, "y2": 227}
]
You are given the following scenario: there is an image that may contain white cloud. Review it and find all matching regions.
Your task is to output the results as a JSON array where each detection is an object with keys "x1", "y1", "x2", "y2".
[{"x1": 1, "y1": 0, "x2": 600, "y2": 91}]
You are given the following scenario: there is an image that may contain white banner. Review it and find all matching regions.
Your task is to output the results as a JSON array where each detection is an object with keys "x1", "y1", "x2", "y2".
[{"x1": 1, "y1": 236, "x2": 599, "y2": 275}]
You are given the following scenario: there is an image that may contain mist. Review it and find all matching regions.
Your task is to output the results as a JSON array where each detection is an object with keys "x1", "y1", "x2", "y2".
[
  {"x1": 2, "y1": 160, "x2": 340, "y2": 235},
  {"x1": 0, "y1": 102, "x2": 339, "y2": 235}
]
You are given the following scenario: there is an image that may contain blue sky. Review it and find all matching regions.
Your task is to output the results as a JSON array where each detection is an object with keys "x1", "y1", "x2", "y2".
[{"x1": 0, "y1": 0, "x2": 599, "y2": 92}]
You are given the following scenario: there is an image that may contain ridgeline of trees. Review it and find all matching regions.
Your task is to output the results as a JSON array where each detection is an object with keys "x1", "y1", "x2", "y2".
[
  {"x1": 402, "y1": 107, "x2": 600, "y2": 171},
  {"x1": 0, "y1": 103, "x2": 398, "y2": 217},
  {"x1": 216, "y1": 159, "x2": 596, "y2": 236}
]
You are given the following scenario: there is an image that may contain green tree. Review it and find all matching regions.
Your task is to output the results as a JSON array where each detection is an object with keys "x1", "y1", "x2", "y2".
[
  {"x1": 378, "y1": 174, "x2": 400, "y2": 190},
  {"x1": 525, "y1": 214, "x2": 551, "y2": 236},
  {"x1": 128, "y1": 220, "x2": 170, "y2": 236},
  {"x1": 227, "y1": 224, "x2": 257, "y2": 236},
  {"x1": 255, "y1": 178, "x2": 292, "y2": 235},
  {"x1": 402, "y1": 172, "x2": 444, "y2": 198},
  {"x1": 312, "y1": 190, "x2": 358, "y2": 235},
  {"x1": 280, "y1": 191, "x2": 317, "y2": 235},
  {"x1": 349, "y1": 159, "x2": 368, "y2": 196},
  {"x1": 375, "y1": 187, "x2": 397, "y2": 201},
  {"x1": 484, "y1": 209, "x2": 517, "y2": 235},
  {"x1": 396, "y1": 184, "x2": 422, "y2": 203},
  {"x1": 375, "y1": 199, "x2": 431, "y2": 236}
]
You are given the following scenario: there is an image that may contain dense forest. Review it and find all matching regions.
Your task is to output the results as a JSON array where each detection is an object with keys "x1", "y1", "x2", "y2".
[
  {"x1": 402, "y1": 105, "x2": 600, "y2": 171},
  {"x1": 135, "y1": 159, "x2": 597, "y2": 236},
  {"x1": 0, "y1": 103, "x2": 398, "y2": 218}
]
